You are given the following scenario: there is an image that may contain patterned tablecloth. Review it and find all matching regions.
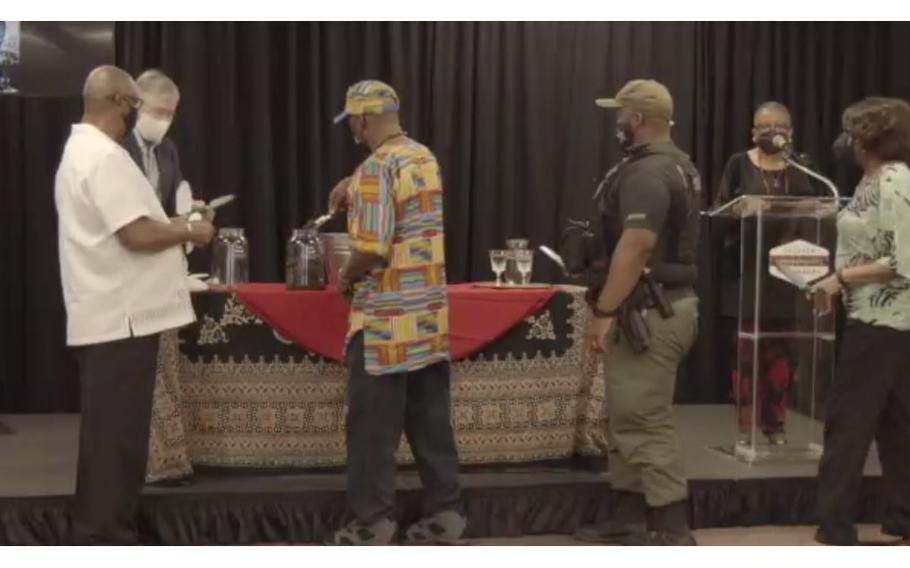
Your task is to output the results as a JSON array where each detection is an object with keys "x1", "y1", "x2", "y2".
[{"x1": 146, "y1": 285, "x2": 607, "y2": 478}]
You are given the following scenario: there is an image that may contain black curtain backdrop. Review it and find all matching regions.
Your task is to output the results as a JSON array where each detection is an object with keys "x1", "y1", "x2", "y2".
[{"x1": 3, "y1": 22, "x2": 910, "y2": 412}]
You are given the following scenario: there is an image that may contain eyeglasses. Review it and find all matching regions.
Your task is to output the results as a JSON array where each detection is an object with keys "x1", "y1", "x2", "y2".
[
  {"x1": 110, "y1": 94, "x2": 143, "y2": 110},
  {"x1": 754, "y1": 123, "x2": 790, "y2": 132}
]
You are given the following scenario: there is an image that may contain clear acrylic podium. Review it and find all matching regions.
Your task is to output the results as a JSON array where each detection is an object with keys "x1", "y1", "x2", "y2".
[{"x1": 710, "y1": 196, "x2": 842, "y2": 463}]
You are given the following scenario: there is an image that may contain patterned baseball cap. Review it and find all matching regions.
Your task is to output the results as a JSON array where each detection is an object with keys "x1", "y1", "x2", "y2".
[{"x1": 333, "y1": 80, "x2": 400, "y2": 124}]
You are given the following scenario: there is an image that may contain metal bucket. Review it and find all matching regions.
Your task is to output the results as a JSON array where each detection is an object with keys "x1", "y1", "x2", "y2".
[{"x1": 320, "y1": 232, "x2": 351, "y2": 287}]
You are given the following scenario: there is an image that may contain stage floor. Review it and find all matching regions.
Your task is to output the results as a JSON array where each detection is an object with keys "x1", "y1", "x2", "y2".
[{"x1": 0, "y1": 405, "x2": 885, "y2": 544}]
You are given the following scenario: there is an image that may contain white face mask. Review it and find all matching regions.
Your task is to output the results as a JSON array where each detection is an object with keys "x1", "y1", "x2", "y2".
[{"x1": 135, "y1": 112, "x2": 172, "y2": 145}]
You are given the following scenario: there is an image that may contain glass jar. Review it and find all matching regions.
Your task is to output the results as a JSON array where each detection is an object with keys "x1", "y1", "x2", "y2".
[
  {"x1": 211, "y1": 228, "x2": 249, "y2": 286},
  {"x1": 286, "y1": 228, "x2": 327, "y2": 290},
  {"x1": 320, "y1": 232, "x2": 352, "y2": 288}
]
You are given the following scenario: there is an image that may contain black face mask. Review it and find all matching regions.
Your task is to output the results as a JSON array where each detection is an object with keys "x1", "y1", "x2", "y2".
[
  {"x1": 832, "y1": 132, "x2": 856, "y2": 164},
  {"x1": 349, "y1": 116, "x2": 367, "y2": 147},
  {"x1": 756, "y1": 131, "x2": 788, "y2": 155},
  {"x1": 121, "y1": 104, "x2": 138, "y2": 139},
  {"x1": 615, "y1": 120, "x2": 636, "y2": 153}
]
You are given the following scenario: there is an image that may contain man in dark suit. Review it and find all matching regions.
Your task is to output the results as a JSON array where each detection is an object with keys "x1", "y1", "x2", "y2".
[
  {"x1": 123, "y1": 69, "x2": 198, "y2": 487},
  {"x1": 122, "y1": 69, "x2": 184, "y2": 216}
]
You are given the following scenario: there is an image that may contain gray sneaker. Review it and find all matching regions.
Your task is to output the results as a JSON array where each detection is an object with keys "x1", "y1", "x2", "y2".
[
  {"x1": 403, "y1": 510, "x2": 467, "y2": 545},
  {"x1": 326, "y1": 518, "x2": 398, "y2": 546}
]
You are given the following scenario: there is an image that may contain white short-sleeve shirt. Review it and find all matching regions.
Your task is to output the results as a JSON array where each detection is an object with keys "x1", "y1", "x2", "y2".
[{"x1": 55, "y1": 123, "x2": 195, "y2": 346}]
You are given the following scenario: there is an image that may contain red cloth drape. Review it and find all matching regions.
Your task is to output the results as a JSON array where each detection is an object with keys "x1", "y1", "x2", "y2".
[
  {"x1": 445, "y1": 283, "x2": 556, "y2": 359},
  {"x1": 234, "y1": 284, "x2": 349, "y2": 360},
  {"x1": 233, "y1": 283, "x2": 556, "y2": 362}
]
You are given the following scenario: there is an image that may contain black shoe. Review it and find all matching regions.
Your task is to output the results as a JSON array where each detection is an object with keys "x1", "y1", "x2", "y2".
[
  {"x1": 574, "y1": 490, "x2": 647, "y2": 544},
  {"x1": 814, "y1": 528, "x2": 857, "y2": 546},
  {"x1": 765, "y1": 432, "x2": 787, "y2": 446},
  {"x1": 620, "y1": 530, "x2": 697, "y2": 546},
  {"x1": 619, "y1": 501, "x2": 697, "y2": 546},
  {"x1": 815, "y1": 520, "x2": 860, "y2": 546},
  {"x1": 880, "y1": 525, "x2": 910, "y2": 544},
  {"x1": 882, "y1": 517, "x2": 910, "y2": 542},
  {"x1": 146, "y1": 474, "x2": 196, "y2": 488}
]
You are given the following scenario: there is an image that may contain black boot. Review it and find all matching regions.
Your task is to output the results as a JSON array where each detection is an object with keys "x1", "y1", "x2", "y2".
[
  {"x1": 574, "y1": 490, "x2": 647, "y2": 543},
  {"x1": 813, "y1": 527, "x2": 856, "y2": 546},
  {"x1": 622, "y1": 500, "x2": 697, "y2": 546}
]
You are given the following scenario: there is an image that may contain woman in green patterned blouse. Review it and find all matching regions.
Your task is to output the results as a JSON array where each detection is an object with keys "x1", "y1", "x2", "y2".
[{"x1": 812, "y1": 97, "x2": 910, "y2": 546}]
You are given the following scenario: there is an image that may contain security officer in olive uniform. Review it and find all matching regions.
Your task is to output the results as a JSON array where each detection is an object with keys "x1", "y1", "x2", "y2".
[{"x1": 575, "y1": 79, "x2": 702, "y2": 546}]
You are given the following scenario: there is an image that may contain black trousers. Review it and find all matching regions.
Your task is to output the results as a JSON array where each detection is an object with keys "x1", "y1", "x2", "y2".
[
  {"x1": 71, "y1": 334, "x2": 160, "y2": 544},
  {"x1": 817, "y1": 320, "x2": 910, "y2": 545},
  {"x1": 345, "y1": 332, "x2": 463, "y2": 525}
]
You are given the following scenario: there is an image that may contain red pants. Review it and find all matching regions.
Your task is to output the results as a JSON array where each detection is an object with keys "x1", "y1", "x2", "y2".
[{"x1": 732, "y1": 336, "x2": 794, "y2": 435}]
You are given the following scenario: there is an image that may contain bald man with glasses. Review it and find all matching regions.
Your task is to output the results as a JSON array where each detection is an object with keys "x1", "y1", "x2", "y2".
[{"x1": 55, "y1": 65, "x2": 215, "y2": 544}]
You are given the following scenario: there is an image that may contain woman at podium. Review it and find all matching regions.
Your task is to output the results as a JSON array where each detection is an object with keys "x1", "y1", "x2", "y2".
[{"x1": 713, "y1": 102, "x2": 822, "y2": 446}]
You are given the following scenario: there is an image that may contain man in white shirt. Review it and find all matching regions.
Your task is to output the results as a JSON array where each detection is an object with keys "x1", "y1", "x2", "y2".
[{"x1": 55, "y1": 65, "x2": 215, "y2": 544}]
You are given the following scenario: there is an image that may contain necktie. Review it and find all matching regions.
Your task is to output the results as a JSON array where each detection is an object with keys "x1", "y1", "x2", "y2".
[{"x1": 143, "y1": 142, "x2": 161, "y2": 201}]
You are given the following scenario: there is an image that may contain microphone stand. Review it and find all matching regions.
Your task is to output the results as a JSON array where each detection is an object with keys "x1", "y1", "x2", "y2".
[{"x1": 782, "y1": 150, "x2": 841, "y2": 202}]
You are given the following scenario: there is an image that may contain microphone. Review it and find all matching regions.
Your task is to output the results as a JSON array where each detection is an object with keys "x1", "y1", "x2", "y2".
[
  {"x1": 770, "y1": 134, "x2": 814, "y2": 165},
  {"x1": 772, "y1": 134, "x2": 794, "y2": 155}
]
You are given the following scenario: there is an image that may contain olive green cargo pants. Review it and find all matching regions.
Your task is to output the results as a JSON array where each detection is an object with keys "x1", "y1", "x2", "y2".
[{"x1": 605, "y1": 296, "x2": 699, "y2": 507}]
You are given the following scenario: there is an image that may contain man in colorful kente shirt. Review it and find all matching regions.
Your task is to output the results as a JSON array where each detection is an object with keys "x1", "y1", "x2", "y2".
[{"x1": 326, "y1": 79, "x2": 465, "y2": 546}]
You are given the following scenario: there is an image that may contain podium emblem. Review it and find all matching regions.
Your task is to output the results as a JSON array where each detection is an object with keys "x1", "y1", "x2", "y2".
[{"x1": 769, "y1": 240, "x2": 830, "y2": 290}]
